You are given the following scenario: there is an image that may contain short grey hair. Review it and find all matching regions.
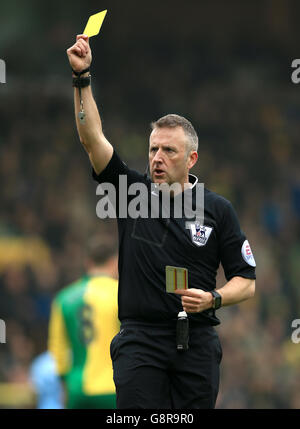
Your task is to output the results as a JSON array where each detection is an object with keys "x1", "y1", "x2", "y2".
[{"x1": 151, "y1": 114, "x2": 199, "y2": 154}]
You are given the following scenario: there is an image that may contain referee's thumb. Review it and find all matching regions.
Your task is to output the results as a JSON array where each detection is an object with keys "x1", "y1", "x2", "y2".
[{"x1": 174, "y1": 289, "x2": 188, "y2": 296}]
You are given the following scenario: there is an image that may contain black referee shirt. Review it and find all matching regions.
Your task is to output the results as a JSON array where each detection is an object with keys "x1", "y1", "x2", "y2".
[{"x1": 93, "y1": 150, "x2": 256, "y2": 326}]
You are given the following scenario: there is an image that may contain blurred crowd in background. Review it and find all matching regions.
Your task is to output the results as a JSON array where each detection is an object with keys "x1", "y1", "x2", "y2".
[{"x1": 0, "y1": 0, "x2": 300, "y2": 408}]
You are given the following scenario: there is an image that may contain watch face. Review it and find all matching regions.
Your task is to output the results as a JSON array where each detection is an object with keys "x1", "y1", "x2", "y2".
[
  {"x1": 211, "y1": 291, "x2": 221, "y2": 309},
  {"x1": 214, "y1": 296, "x2": 222, "y2": 309}
]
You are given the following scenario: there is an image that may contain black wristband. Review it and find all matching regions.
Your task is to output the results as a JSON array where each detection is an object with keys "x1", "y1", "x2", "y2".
[
  {"x1": 72, "y1": 75, "x2": 91, "y2": 88},
  {"x1": 71, "y1": 67, "x2": 90, "y2": 77}
]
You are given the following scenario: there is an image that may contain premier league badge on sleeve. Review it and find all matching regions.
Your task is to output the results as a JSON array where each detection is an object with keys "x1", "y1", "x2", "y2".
[
  {"x1": 241, "y1": 240, "x2": 256, "y2": 267},
  {"x1": 190, "y1": 222, "x2": 213, "y2": 247}
]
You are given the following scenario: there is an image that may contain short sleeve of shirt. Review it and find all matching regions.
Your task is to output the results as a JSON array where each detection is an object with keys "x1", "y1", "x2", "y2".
[
  {"x1": 92, "y1": 150, "x2": 149, "y2": 218},
  {"x1": 48, "y1": 300, "x2": 71, "y2": 377},
  {"x1": 219, "y1": 200, "x2": 256, "y2": 281},
  {"x1": 92, "y1": 150, "x2": 143, "y2": 188}
]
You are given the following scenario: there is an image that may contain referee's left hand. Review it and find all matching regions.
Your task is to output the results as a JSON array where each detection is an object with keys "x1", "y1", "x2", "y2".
[{"x1": 174, "y1": 288, "x2": 213, "y2": 313}]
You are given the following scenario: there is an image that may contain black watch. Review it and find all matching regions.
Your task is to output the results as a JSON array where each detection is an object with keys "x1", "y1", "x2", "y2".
[{"x1": 210, "y1": 290, "x2": 222, "y2": 310}]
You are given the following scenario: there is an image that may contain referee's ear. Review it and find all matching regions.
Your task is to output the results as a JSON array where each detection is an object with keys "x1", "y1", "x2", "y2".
[{"x1": 187, "y1": 151, "x2": 198, "y2": 170}]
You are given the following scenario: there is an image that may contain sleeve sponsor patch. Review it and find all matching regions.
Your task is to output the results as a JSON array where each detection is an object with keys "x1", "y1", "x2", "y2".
[{"x1": 241, "y1": 240, "x2": 256, "y2": 267}]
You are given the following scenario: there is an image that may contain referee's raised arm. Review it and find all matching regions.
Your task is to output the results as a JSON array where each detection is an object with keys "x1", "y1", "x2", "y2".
[{"x1": 67, "y1": 34, "x2": 113, "y2": 175}]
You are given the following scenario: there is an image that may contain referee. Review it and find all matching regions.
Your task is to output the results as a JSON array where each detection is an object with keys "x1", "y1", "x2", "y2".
[{"x1": 67, "y1": 35, "x2": 256, "y2": 409}]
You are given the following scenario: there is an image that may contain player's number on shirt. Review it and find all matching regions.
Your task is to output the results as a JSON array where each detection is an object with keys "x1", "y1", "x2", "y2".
[{"x1": 78, "y1": 304, "x2": 96, "y2": 345}]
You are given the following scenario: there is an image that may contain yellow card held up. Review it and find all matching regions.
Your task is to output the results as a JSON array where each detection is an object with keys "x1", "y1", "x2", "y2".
[
  {"x1": 166, "y1": 266, "x2": 188, "y2": 293},
  {"x1": 83, "y1": 10, "x2": 107, "y2": 38}
]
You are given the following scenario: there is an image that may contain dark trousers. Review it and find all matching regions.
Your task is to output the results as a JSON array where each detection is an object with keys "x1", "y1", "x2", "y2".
[{"x1": 110, "y1": 319, "x2": 222, "y2": 409}]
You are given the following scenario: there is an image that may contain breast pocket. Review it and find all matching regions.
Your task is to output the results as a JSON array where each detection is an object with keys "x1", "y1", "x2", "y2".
[{"x1": 131, "y1": 217, "x2": 170, "y2": 247}]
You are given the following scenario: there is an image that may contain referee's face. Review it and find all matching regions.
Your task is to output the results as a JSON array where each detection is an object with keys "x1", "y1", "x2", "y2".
[{"x1": 149, "y1": 126, "x2": 197, "y2": 188}]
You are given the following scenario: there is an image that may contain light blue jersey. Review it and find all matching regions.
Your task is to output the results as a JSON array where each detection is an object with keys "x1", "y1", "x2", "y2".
[{"x1": 30, "y1": 351, "x2": 64, "y2": 409}]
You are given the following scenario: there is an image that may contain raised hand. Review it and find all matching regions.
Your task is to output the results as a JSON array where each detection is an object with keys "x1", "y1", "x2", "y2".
[{"x1": 67, "y1": 34, "x2": 92, "y2": 73}]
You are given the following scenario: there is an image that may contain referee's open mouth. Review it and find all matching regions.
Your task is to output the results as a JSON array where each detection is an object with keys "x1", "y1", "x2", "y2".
[{"x1": 153, "y1": 169, "x2": 166, "y2": 177}]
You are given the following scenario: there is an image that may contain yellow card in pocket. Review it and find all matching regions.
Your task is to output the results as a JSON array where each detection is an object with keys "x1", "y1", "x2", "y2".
[
  {"x1": 83, "y1": 10, "x2": 107, "y2": 38},
  {"x1": 166, "y1": 266, "x2": 188, "y2": 293}
]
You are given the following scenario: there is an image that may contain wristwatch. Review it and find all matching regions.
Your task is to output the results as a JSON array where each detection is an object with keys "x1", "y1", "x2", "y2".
[{"x1": 210, "y1": 290, "x2": 222, "y2": 310}]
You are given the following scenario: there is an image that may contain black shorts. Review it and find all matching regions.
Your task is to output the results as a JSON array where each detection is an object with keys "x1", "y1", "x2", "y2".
[{"x1": 110, "y1": 319, "x2": 222, "y2": 409}]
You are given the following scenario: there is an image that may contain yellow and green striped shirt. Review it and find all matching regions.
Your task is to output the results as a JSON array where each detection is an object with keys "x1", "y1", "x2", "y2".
[{"x1": 48, "y1": 275, "x2": 119, "y2": 397}]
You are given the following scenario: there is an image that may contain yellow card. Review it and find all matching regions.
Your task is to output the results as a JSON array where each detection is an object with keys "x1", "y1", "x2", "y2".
[
  {"x1": 83, "y1": 10, "x2": 107, "y2": 38},
  {"x1": 166, "y1": 266, "x2": 188, "y2": 293}
]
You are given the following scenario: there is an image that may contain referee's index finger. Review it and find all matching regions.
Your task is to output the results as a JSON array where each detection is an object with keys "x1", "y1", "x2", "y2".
[
  {"x1": 174, "y1": 288, "x2": 196, "y2": 296},
  {"x1": 76, "y1": 34, "x2": 89, "y2": 42}
]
